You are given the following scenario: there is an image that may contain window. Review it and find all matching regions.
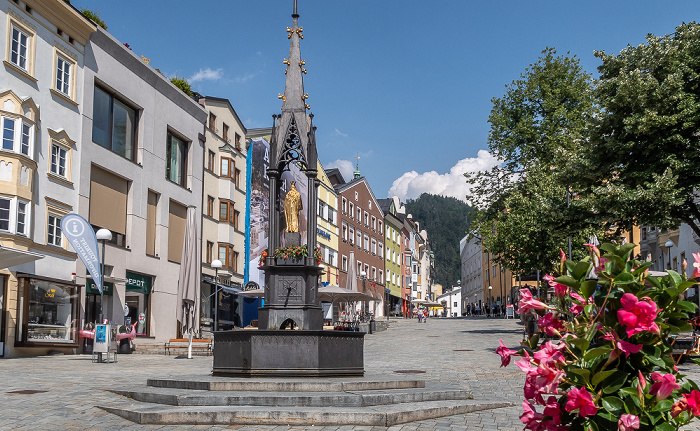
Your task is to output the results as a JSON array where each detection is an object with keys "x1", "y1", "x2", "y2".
[
  {"x1": 368, "y1": 200, "x2": 372, "y2": 210},
  {"x1": 47, "y1": 213, "x2": 62, "y2": 246},
  {"x1": 357, "y1": 230, "x2": 362, "y2": 247},
  {"x1": 349, "y1": 202, "x2": 354, "y2": 219},
  {"x1": 16, "y1": 200, "x2": 28, "y2": 236},
  {"x1": 371, "y1": 216, "x2": 376, "y2": 231},
  {"x1": 454, "y1": 302, "x2": 458, "y2": 308},
  {"x1": 371, "y1": 238, "x2": 377, "y2": 255},
  {"x1": 9, "y1": 24, "x2": 31, "y2": 72},
  {"x1": 55, "y1": 54, "x2": 71, "y2": 96},
  {"x1": 318, "y1": 201, "x2": 327, "y2": 220},
  {"x1": 342, "y1": 255, "x2": 348, "y2": 271},
  {"x1": 234, "y1": 168, "x2": 241, "y2": 188},
  {"x1": 219, "y1": 201, "x2": 230, "y2": 221},
  {"x1": 386, "y1": 226, "x2": 390, "y2": 239},
  {"x1": 20, "y1": 279, "x2": 78, "y2": 345},
  {"x1": 1, "y1": 114, "x2": 35, "y2": 158},
  {"x1": 207, "y1": 150, "x2": 215, "y2": 172},
  {"x1": 0, "y1": 197, "x2": 10, "y2": 231},
  {"x1": 354, "y1": 191, "x2": 358, "y2": 201},
  {"x1": 207, "y1": 196, "x2": 214, "y2": 217},
  {"x1": 220, "y1": 157, "x2": 234, "y2": 178},
  {"x1": 166, "y1": 131, "x2": 188, "y2": 186},
  {"x1": 378, "y1": 221, "x2": 382, "y2": 232},
  {"x1": 342, "y1": 197, "x2": 347, "y2": 214},
  {"x1": 209, "y1": 112, "x2": 217, "y2": 132},
  {"x1": 92, "y1": 86, "x2": 137, "y2": 160},
  {"x1": 218, "y1": 244, "x2": 238, "y2": 270},
  {"x1": 342, "y1": 222, "x2": 348, "y2": 241},
  {"x1": 90, "y1": 166, "x2": 127, "y2": 242},
  {"x1": 235, "y1": 133, "x2": 242, "y2": 149},
  {"x1": 146, "y1": 191, "x2": 157, "y2": 256},
  {"x1": 349, "y1": 226, "x2": 354, "y2": 244},
  {"x1": 327, "y1": 207, "x2": 336, "y2": 225},
  {"x1": 168, "y1": 200, "x2": 187, "y2": 263},
  {"x1": 378, "y1": 242, "x2": 383, "y2": 258},
  {"x1": 372, "y1": 267, "x2": 376, "y2": 281},
  {"x1": 364, "y1": 234, "x2": 369, "y2": 252},
  {"x1": 219, "y1": 201, "x2": 236, "y2": 226},
  {"x1": 222, "y1": 123, "x2": 229, "y2": 142},
  {"x1": 364, "y1": 211, "x2": 369, "y2": 226},
  {"x1": 50, "y1": 142, "x2": 67, "y2": 177},
  {"x1": 206, "y1": 241, "x2": 213, "y2": 264}
]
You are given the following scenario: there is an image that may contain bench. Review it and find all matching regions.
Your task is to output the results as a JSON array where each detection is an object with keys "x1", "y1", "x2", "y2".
[{"x1": 164, "y1": 338, "x2": 212, "y2": 356}]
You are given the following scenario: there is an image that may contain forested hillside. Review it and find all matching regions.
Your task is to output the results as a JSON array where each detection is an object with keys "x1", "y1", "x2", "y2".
[{"x1": 405, "y1": 193, "x2": 471, "y2": 289}]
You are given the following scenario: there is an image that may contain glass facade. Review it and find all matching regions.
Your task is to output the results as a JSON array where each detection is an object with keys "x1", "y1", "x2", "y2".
[{"x1": 21, "y1": 278, "x2": 78, "y2": 344}]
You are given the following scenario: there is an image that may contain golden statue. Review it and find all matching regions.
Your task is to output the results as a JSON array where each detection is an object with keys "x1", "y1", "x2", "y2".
[{"x1": 284, "y1": 181, "x2": 303, "y2": 233}]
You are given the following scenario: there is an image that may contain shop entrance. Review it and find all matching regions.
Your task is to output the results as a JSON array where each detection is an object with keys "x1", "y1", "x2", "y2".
[{"x1": 125, "y1": 271, "x2": 151, "y2": 336}]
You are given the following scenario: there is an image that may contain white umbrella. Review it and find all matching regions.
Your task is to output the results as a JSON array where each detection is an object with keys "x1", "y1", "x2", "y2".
[
  {"x1": 176, "y1": 206, "x2": 200, "y2": 359},
  {"x1": 346, "y1": 251, "x2": 357, "y2": 291}
]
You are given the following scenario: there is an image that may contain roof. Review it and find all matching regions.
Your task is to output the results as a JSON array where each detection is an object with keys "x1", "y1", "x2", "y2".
[
  {"x1": 333, "y1": 176, "x2": 385, "y2": 218},
  {"x1": 199, "y1": 96, "x2": 247, "y2": 133}
]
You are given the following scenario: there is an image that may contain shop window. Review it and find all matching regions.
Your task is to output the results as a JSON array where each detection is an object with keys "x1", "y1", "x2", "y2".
[
  {"x1": 125, "y1": 271, "x2": 152, "y2": 335},
  {"x1": 18, "y1": 278, "x2": 78, "y2": 345},
  {"x1": 166, "y1": 131, "x2": 188, "y2": 187},
  {"x1": 92, "y1": 86, "x2": 137, "y2": 160}
]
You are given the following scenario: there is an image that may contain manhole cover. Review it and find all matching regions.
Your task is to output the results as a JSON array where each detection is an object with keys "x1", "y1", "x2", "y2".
[
  {"x1": 7, "y1": 390, "x2": 47, "y2": 395},
  {"x1": 393, "y1": 370, "x2": 426, "y2": 374},
  {"x1": 453, "y1": 349, "x2": 473, "y2": 352}
]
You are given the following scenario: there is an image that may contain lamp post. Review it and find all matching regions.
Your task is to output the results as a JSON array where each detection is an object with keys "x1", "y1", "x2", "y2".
[
  {"x1": 95, "y1": 228, "x2": 112, "y2": 324},
  {"x1": 211, "y1": 259, "x2": 222, "y2": 332},
  {"x1": 664, "y1": 240, "x2": 674, "y2": 271},
  {"x1": 488, "y1": 285, "x2": 493, "y2": 318}
]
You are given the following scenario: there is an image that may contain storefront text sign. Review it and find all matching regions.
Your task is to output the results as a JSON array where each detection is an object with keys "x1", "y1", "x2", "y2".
[
  {"x1": 126, "y1": 271, "x2": 151, "y2": 294},
  {"x1": 61, "y1": 214, "x2": 103, "y2": 294}
]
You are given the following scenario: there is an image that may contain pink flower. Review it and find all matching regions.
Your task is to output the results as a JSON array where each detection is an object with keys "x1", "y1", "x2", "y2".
[
  {"x1": 692, "y1": 253, "x2": 700, "y2": 279},
  {"x1": 649, "y1": 372, "x2": 680, "y2": 400},
  {"x1": 560, "y1": 249, "x2": 567, "y2": 266},
  {"x1": 617, "y1": 293, "x2": 660, "y2": 337},
  {"x1": 542, "y1": 396, "x2": 563, "y2": 428},
  {"x1": 569, "y1": 291, "x2": 591, "y2": 315},
  {"x1": 686, "y1": 391, "x2": 700, "y2": 416},
  {"x1": 519, "y1": 288, "x2": 549, "y2": 313},
  {"x1": 584, "y1": 243, "x2": 600, "y2": 258},
  {"x1": 537, "y1": 313, "x2": 565, "y2": 337},
  {"x1": 533, "y1": 341, "x2": 566, "y2": 366},
  {"x1": 671, "y1": 399, "x2": 689, "y2": 418},
  {"x1": 521, "y1": 401, "x2": 544, "y2": 430},
  {"x1": 496, "y1": 340, "x2": 518, "y2": 367},
  {"x1": 637, "y1": 370, "x2": 647, "y2": 399},
  {"x1": 618, "y1": 414, "x2": 640, "y2": 431},
  {"x1": 544, "y1": 274, "x2": 569, "y2": 298},
  {"x1": 617, "y1": 339, "x2": 643, "y2": 357},
  {"x1": 565, "y1": 387, "x2": 598, "y2": 417}
]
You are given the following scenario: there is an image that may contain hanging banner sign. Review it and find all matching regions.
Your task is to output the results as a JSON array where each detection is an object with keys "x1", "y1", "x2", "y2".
[{"x1": 61, "y1": 213, "x2": 103, "y2": 294}]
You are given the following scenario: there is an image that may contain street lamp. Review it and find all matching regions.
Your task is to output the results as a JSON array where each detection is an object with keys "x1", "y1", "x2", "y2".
[
  {"x1": 211, "y1": 259, "x2": 222, "y2": 332},
  {"x1": 488, "y1": 285, "x2": 493, "y2": 317},
  {"x1": 665, "y1": 240, "x2": 674, "y2": 271},
  {"x1": 95, "y1": 228, "x2": 112, "y2": 324}
]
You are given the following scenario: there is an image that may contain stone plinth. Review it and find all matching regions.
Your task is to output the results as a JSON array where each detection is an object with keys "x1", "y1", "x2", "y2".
[{"x1": 213, "y1": 330, "x2": 365, "y2": 377}]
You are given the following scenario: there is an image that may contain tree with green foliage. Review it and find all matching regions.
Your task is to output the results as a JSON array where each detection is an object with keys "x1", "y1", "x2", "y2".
[
  {"x1": 580, "y1": 22, "x2": 700, "y2": 238},
  {"x1": 80, "y1": 9, "x2": 107, "y2": 30},
  {"x1": 466, "y1": 47, "x2": 602, "y2": 276},
  {"x1": 170, "y1": 76, "x2": 193, "y2": 97},
  {"x1": 404, "y1": 193, "x2": 471, "y2": 289}
]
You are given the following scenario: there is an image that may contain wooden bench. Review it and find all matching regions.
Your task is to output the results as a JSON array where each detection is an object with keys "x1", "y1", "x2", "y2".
[{"x1": 164, "y1": 338, "x2": 212, "y2": 356}]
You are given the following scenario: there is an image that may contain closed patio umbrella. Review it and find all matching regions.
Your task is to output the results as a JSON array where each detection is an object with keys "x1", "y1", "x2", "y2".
[{"x1": 176, "y1": 206, "x2": 200, "y2": 359}]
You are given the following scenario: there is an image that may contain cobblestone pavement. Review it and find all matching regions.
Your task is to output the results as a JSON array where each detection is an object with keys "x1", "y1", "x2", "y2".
[{"x1": 2, "y1": 317, "x2": 700, "y2": 430}]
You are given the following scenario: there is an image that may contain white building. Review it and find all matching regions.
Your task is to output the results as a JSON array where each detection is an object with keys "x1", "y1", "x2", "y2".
[
  {"x1": 436, "y1": 287, "x2": 462, "y2": 317},
  {"x1": 460, "y1": 234, "x2": 483, "y2": 313}
]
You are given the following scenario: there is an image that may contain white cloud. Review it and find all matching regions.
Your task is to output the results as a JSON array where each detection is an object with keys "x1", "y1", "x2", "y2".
[
  {"x1": 334, "y1": 128, "x2": 348, "y2": 138},
  {"x1": 325, "y1": 159, "x2": 355, "y2": 181},
  {"x1": 388, "y1": 150, "x2": 500, "y2": 202},
  {"x1": 234, "y1": 72, "x2": 256, "y2": 83},
  {"x1": 189, "y1": 68, "x2": 223, "y2": 83}
]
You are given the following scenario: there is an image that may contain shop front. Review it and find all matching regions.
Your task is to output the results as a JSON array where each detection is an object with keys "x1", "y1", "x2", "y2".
[
  {"x1": 84, "y1": 279, "x2": 113, "y2": 324},
  {"x1": 15, "y1": 274, "x2": 80, "y2": 351},
  {"x1": 200, "y1": 277, "x2": 243, "y2": 335},
  {"x1": 125, "y1": 271, "x2": 152, "y2": 336}
]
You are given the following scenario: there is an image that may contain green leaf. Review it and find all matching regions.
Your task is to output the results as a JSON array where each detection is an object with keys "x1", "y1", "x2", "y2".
[
  {"x1": 667, "y1": 270, "x2": 682, "y2": 287},
  {"x1": 580, "y1": 280, "x2": 598, "y2": 299},
  {"x1": 602, "y1": 396, "x2": 624, "y2": 413},
  {"x1": 572, "y1": 261, "x2": 593, "y2": 281},
  {"x1": 593, "y1": 369, "x2": 618, "y2": 387},
  {"x1": 652, "y1": 398, "x2": 673, "y2": 412},
  {"x1": 596, "y1": 411, "x2": 619, "y2": 422},
  {"x1": 568, "y1": 337, "x2": 590, "y2": 353},
  {"x1": 555, "y1": 275, "x2": 580, "y2": 289},
  {"x1": 677, "y1": 300, "x2": 697, "y2": 312},
  {"x1": 569, "y1": 368, "x2": 591, "y2": 385},
  {"x1": 618, "y1": 243, "x2": 637, "y2": 259},
  {"x1": 613, "y1": 271, "x2": 636, "y2": 285},
  {"x1": 602, "y1": 372, "x2": 628, "y2": 394},
  {"x1": 655, "y1": 422, "x2": 675, "y2": 431},
  {"x1": 584, "y1": 346, "x2": 612, "y2": 361}
]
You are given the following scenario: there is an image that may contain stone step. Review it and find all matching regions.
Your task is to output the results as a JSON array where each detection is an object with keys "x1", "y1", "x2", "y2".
[
  {"x1": 100, "y1": 399, "x2": 513, "y2": 426},
  {"x1": 146, "y1": 377, "x2": 425, "y2": 392},
  {"x1": 110, "y1": 386, "x2": 471, "y2": 407}
]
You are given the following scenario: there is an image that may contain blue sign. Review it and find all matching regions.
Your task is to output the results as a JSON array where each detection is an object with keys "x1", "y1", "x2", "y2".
[
  {"x1": 316, "y1": 227, "x2": 331, "y2": 240},
  {"x1": 61, "y1": 214, "x2": 103, "y2": 294}
]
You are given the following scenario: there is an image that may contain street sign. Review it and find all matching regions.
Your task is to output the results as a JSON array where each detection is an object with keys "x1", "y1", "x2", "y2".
[{"x1": 61, "y1": 214, "x2": 103, "y2": 294}]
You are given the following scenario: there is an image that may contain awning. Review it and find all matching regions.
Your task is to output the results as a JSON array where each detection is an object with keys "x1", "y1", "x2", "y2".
[{"x1": 0, "y1": 246, "x2": 44, "y2": 270}]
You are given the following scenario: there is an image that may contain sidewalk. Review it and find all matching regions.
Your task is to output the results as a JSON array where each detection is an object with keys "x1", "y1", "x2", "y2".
[{"x1": 1, "y1": 317, "x2": 699, "y2": 430}]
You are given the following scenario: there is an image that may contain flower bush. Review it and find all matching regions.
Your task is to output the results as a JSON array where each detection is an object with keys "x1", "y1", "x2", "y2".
[
  {"x1": 263, "y1": 244, "x2": 323, "y2": 264},
  {"x1": 497, "y1": 242, "x2": 700, "y2": 430}
]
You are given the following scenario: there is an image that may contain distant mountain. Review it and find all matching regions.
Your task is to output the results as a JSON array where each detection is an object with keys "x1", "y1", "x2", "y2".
[{"x1": 405, "y1": 193, "x2": 471, "y2": 290}]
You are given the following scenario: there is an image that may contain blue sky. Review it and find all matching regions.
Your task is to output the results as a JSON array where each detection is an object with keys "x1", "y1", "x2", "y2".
[{"x1": 71, "y1": 1, "x2": 700, "y2": 202}]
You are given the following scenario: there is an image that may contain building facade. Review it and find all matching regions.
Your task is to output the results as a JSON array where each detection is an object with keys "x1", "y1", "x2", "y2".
[
  {"x1": 197, "y1": 95, "x2": 247, "y2": 333},
  {"x1": 316, "y1": 161, "x2": 339, "y2": 287},
  {"x1": 330, "y1": 169, "x2": 387, "y2": 318},
  {"x1": 0, "y1": 0, "x2": 96, "y2": 357},
  {"x1": 460, "y1": 233, "x2": 483, "y2": 313},
  {"x1": 378, "y1": 197, "x2": 402, "y2": 315}
]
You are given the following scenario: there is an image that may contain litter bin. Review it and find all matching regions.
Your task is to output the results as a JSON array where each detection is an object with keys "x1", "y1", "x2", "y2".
[{"x1": 369, "y1": 319, "x2": 376, "y2": 334}]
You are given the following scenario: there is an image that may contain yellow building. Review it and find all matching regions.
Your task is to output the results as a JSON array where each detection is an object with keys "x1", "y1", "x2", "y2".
[{"x1": 316, "y1": 161, "x2": 339, "y2": 286}]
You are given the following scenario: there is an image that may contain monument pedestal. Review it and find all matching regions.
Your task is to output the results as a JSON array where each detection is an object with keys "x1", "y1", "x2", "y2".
[{"x1": 213, "y1": 330, "x2": 365, "y2": 377}]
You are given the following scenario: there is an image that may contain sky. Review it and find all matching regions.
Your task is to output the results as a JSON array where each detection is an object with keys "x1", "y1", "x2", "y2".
[{"x1": 71, "y1": 1, "x2": 700, "y2": 203}]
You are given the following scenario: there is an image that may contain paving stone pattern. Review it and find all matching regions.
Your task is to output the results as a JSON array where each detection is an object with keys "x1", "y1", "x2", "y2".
[{"x1": 2, "y1": 317, "x2": 700, "y2": 430}]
